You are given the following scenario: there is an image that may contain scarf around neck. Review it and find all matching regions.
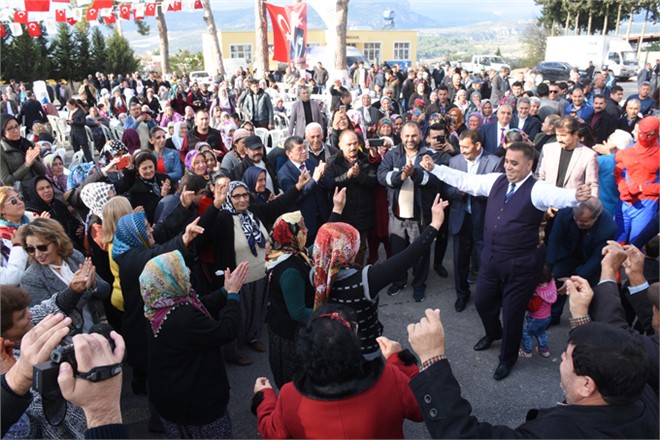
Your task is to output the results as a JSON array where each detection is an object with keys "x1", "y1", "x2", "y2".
[{"x1": 222, "y1": 181, "x2": 266, "y2": 257}]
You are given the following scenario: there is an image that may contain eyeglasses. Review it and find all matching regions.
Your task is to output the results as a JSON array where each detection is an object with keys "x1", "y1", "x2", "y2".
[
  {"x1": 230, "y1": 193, "x2": 250, "y2": 200},
  {"x1": 549, "y1": 90, "x2": 559, "y2": 94},
  {"x1": 25, "y1": 243, "x2": 50, "y2": 254},
  {"x1": 4, "y1": 124, "x2": 20, "y2": 131},
  {"x1": 5, "y1": 195, "x2": 24, "y2": 205}
]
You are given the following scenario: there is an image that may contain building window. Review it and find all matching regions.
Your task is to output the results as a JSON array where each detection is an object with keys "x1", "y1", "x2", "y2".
[
  {"x1": 347, "y1": 43, "x2": 356, "y2": 48},
  {"x1": 363, "y1": 42, "x2": 381, "y2": 64},
  {"x1": 230, "y1": 44, "x2": 252, "y2": 63},
  {"x1": 393, "y1": 42, "x2": 410, "y2": 60}
]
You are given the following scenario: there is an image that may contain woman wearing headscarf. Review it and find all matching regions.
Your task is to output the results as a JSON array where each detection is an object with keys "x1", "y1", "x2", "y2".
[
  {"x1": 80, "y1": 182, "x2": 116, "y2": 285},
  {"x1": 141, "y1": 251, "x2": 249, "y2": 439},
  {"x1": 480, "y1": 99, "x2": 496, "y2": 125},
  {"x1": 42, "y1": 153, "x2": 68, "y2": 201},
  {"x1": 205, "y1": 173, "x2": 309, "y2": 365},
  {"x1": 465, "y1": 90, "x2": 482, "y2": 118},
  {"x1": 121, "y1": 128, "x2": 142, "y2": 155},
  {"x1": 112, "y1": 211, "x2": 204, "y2": 396},
  {"x1": 264, "y1": 211, "x2": 314, "y2": 388},
  {"x1": 390, "y1": 113, "x2": 403, "y2": 145},
  {"x1": 242, "y1": 166, "x2": 272, "y2": 207},
  {"x1": 209, "y1": 107, "x2": 225, "y2": 131},
  {"x1": 117, "y1": 151, "x2": 173, "y2": 224},
  {"x1": 219, "y1": 119, "x2": 237, "y2": 150},
  {"x1": 165, "y1": 121, "x2": 187, "y2": 152},
  {"x1": 311, "y1": 196, "x2": 447, "y2": 359},
  {"x1": 25, "y1": 175, "x2": 85, "y2": 251},
  {"x1": 184, "y1": 150, "x2": 210, "y2": 181},
  {"x1": 0, "y1": 114, "x2": 46, "y2": 195},
  {"x1": 466, "y1": 111, "x2": 484, "y2": 130},
  {"x1": 253, "y1": 304, "x2": 422, "y2": 439},
  {"x1": 220, "y1": 128, "x2": 250, "y2": 176}
]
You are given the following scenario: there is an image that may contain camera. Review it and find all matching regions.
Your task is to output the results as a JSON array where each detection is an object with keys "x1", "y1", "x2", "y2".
[
  {"x1": 367, "y1": 138, "x2": 385, "y2": 147},
  {"x1": 434, "y1": 135, "x2": 446, "y2": 144},
  {"x1": 32, "y1": 323, "x2": 117, "y2": 426}
]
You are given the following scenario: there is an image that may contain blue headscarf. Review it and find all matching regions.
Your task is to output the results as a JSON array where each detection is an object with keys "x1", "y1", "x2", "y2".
[
  {"x1": 67, "y1": 163, "x2": 99, "y2": 191},
  {"x1": 241, "y1": 166, "x2": 270, "y2": 205},
  {"x1": 222, "y1": 181, "x2": 266, "y2": 257},
  {"x1": 112, "y1": 212, "x2": 151, "y2": 260}
]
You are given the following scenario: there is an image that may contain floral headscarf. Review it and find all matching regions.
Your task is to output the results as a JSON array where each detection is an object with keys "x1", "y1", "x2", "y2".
[
  {"x1": 265, "y1": 210, "x2": 310, "y2": 272},
  {"x1": 80, "y1": 182, "x2": 114, "y2": 219},
  {"x1": 220, "y1": 119, "x2": 237, "y2": 149},
  {"x1": 311, "y1": 222, "x2": 360, "y2": 309},
  {"x1": 377, "y1": 117, "x2": 392, "y2": 136},
  {"x1": 112, "y1": 212, "x2": 151, "y2": 259},
  {"x1": 222, "y1": 181, "x2": 266, "y2": 257},
  {"x1": 67, "y1": 163, "x2": 99, "y2": 191},
  {"x1": 43, "y1": 154, "x2": 67, "y2": 194},
  {"x1": 140, "y1": 250, "x2": 210, "y2": 336},
  {"x1": 184, "y1": 150, "x2": 207, "y2": 176}
]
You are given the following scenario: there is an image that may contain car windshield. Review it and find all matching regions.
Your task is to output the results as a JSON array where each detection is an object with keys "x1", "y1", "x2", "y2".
[{"x1": 622, "y1": 52, "x2": 637, "y2": 64}]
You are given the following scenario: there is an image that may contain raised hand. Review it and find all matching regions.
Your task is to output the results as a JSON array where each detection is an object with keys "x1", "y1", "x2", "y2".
[
  {"x1": 179, "y1": 185, "x2": 195, "y2": 209},
  {"x1": 566, "y1": 275, "x2": 593, "y2": 318},
  {"x1": 430, "y1": 194, "x2": 449, "y2": 230},
  {"x1": 182, "y1": 216, "x2": 205, "y2": 246},
  {"x1": 296, "y1": 169, "x2": 311, "y2": 190}
]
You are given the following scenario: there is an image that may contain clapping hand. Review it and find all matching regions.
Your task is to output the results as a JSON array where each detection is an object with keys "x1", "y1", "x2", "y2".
[
  {"x1": 312, "y1": 161, "x2": 326, "y2": 182},
  {"x1": 224, "y1": 261, "x2": 249, "y2": 294}
]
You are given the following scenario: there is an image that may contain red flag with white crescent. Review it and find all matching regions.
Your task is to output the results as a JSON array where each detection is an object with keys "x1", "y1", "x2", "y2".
[
  {"x1": 167, "y1": 0, "x2": 181, "y2": 12},
  {"x1": 86, "y1": 7, "x2": 98, "y2": 21},
  {"x1": 118, "y1": 3, "x2": 131, "y2": 19},
  {"x1": 27, "y1": 21, "x2": 41, "y2": 37},
  {"x1": 145, "y1": 3, "x2": 157, "y2": 16},
  {"x1": 66, "y1": 16, "x2": 77, "y2": 25},
  {"x1": 14, "y1": 10, "x2": 29, "y2": 24},
  {"x1": 92, "y1": 0, "x2": 113, "y2": 8},
  {"x1": 265, "y1": 2, "x2": 307, "y2": 64},
  {"x1": 103, "y1": 12, "x2": 115, "y2": 23},
  {"x1": 55, "y1": 8, "x2": 66, "y2": 22},
  {"x1": 193, "y1": 0, "x2": 203, "y2": 10}
]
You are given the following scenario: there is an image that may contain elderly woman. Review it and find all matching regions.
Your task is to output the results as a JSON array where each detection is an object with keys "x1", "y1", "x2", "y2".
[
  {"x1": 112, "y1": 210, "x2": 205, "y2": 395},
  {"x1": 242, "y1": 166, "x2": 272, "y2": 207},
  {"x1": 220, "y1": 128, "x2": 250, "y2": 176},
  {"x1": 185, "y1": 149, "x2": 210, "y2": 181},
  {"x1": 117, "y1": 151, "x2": 173, "y2": 224},
  {"x1": 141, "y1": 251, "x2": 249, "y2": 439},
  {"x1": 206, "y1": 173, "x2": 309, "y2": 365},
  {"x1": 42, "y1": 153, "x2": 67, "y2": 200},
  {"x1": 534, "y1": 114, "x2": 560, "y2": 151},
  {"x1": 19, "y1": 218, "x2": 110, "y2": 330},
  {"x1": 149, "y1": 126, "x2": 183, "y2": 186},
  {"x1": 25, "y1": 176, "x2": 85, "y2": 251},
  {"x1": 454, "y1": 89, "x2": 469, "y2": 115},
  {"x1": 0, "y1": 187, "x2": 31, "y2": 284},
  {"x1": 466, "y1": 91, "x2": 482, "y2": 117},
  {"x1": 312, "y1": 196, "x2": 446, "y2": 359},
  {"x1": 265, "y1": 211, "x2": 314, "y2": 388},
  {"x1": 467, "y1": 112, "x2": 484, "y2": 130},
  {"x1": 254, "y1": 304, "x2": 422, "y2": 439},
  {"x1": 0, "y1": 115, "x2": 46, "y2": 194}
]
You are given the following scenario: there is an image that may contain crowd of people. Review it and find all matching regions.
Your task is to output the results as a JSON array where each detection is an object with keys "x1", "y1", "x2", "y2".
[{"x1": 0, "y1": 57, "x2": 659, "y2": 439}]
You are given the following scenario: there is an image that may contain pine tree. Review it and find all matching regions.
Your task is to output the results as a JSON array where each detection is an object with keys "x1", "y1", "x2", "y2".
[
  {"x1": 73, "y1": 25, "x2": 91, "y2": 80},
  {"x1": 105, "y1": 30, "x2": 139, "y2": 74},
  {"x1": 51, "y1": 23, "x2": 76, "y2": 81},
  {"x1": 90, "y1": 27, "x2": 107, "y2": 74},
  {"x1": 9, "y1": 29, "x2": 41, "y2": 82}
]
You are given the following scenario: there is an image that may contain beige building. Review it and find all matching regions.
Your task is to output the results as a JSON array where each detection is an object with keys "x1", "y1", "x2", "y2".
[{"x1": 203, "y1": 29, "x2": 417, "y2": 72}]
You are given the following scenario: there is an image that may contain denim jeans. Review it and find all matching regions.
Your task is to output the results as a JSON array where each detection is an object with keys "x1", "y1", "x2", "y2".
[{"x1": 521, "y1": 315, "x2": 551, "y2": 353}]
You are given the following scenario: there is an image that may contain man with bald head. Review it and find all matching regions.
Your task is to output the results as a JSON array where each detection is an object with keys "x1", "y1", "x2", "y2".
[{"x1": 322, "y1": 129, "x2": 379, "y2": 265}]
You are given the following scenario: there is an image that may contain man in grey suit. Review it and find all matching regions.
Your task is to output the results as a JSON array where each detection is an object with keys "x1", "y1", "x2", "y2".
[
  {"x1": 444, "y1": 129, "x2": 501, "y2": 312},
  {"x1": 287, "y1": 85, "x2": 325, "y2": 138}
]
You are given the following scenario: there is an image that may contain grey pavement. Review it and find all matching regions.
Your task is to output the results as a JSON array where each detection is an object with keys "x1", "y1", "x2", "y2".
[{"x1": 120, "y1": 244, "x2": 569, "y2": 439}]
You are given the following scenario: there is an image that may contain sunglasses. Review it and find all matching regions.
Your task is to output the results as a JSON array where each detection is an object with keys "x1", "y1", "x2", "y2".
[
  {"x1": 25, "y1": 243, "x2": 50, "y2": 254},
  {"x1": 549, "y1": 90, "x2": 559, "y2": 94},
  {"x1": 5, "y1": 195, "x2": 24, "y2": 205}
]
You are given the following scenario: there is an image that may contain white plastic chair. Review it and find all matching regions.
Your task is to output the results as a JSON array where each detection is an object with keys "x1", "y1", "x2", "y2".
[{"x1": 254, "y1": 127, "x2": 269, "y2": 147}]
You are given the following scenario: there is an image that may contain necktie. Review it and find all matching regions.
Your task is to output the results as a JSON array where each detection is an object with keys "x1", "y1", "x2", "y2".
[
  {"x1": 499, "y1": 127, "x2": 506, "y2": 147},
  {"x1": 504, "y1": 183, "x2": 516, "y2": 204},
  {"x1": 299, "y1": 163, "x2": 307, "y2": 173}
]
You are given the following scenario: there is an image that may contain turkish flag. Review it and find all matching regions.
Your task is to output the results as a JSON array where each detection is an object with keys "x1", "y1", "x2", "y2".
[
  {"x1": 24, "y1": 0, "x2": 50, "y2": 12},
  {"x1": 265, "y1": 3, "x2": 307, "y2": 63},
  {"x1": 103, "y1": 12, "x2": 115, "y2": 23},
  {"x1": 0, "y1": 26, "x2": 6, "y2": 38},
  {"x1": 118, "y1": 3, "x2": 131, "y2": 20},
  {"x1": 86, "y1": 7, "x2": 98, "y2": 21},
  {"x1": 55, "y1": 9, "x2": 66, "y2": 22},
  {"x1": 14, "y1": 10, "x2": 28, "y2": 24},
  {"x1": 91, "y1": 0, "x2": 113, "y2": 8},
  {"x1": 66, "y1": 16, "x2": 77, "y2": 25},
  {"x1": 27, "y1": 22, "x2": 41, "y2": 37},
  {"x1": 145, "y1": 3, "x2": 157, "y2": 16},
  {"x1": 193, "y1": 0, "x2": 203, "y2": 9},
  {"x1": 167, "y1": 0, "x2": 181, "y2": 12}
]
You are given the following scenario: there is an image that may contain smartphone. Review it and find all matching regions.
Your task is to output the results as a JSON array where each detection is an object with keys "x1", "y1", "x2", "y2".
[
  {"x1": 367, "y1": 138, "x2": 385, "y2": 147},
  {"x1": 116, "y1": 156, "x2": 129, "y2": 170}
]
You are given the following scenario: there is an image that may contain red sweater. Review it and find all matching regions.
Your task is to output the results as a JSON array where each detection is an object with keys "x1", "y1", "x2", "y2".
[
  {"x1": 614, "y1": 144, "x2": 660, "y2": 202},
  {"x1": 257, "y1": 357, "x2": 422, "y2": 439}
]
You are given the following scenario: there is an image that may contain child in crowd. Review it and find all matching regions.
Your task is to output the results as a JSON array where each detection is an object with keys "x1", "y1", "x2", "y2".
[{"x1": 519, "y1": 265, "x2": 557, "y2": 358}]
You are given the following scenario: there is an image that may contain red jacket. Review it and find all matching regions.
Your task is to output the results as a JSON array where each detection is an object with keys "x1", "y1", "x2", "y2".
[
  {"x1": 614, "y1": 144, "x2": 660, "y2": 202},
  {"x1": 257, "y1": 356, "x2": 422, "y2": 439}
]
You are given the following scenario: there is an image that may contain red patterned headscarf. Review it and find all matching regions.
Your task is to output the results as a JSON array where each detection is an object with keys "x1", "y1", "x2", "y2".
[{"x1": 312, "y1": 222, "x2": 360, "y2": 309}]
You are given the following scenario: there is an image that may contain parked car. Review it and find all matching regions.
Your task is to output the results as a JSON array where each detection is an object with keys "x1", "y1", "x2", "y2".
[{"x1": 534, "y1": 61, "x2": 573, "y2": 82}]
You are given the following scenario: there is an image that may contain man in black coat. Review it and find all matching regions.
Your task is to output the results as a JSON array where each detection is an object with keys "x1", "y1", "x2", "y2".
[
  {"x1": 586, "y1": 94, "x2": 617, "y2": 144},
  {"x1": 16, "y1": 91, "x2": 46, "y2": 130},
  {"x1": 406, "y1": 308, "x2": 659, "y2": 439}
]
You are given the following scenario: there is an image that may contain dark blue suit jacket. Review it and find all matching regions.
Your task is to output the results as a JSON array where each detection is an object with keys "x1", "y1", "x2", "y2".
[
  {"x1": 479, "y1": 122, "x2": 505, "y2": 155},
  {"x1": 445, "y1": 152, "x2": 502, "y2": 235},
  {"x1": 510, "y1": 115, "x2": 542, "y2": 141},
  {"x1": 277, "y1": 159, "x2": 330, "y2": 243}
]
